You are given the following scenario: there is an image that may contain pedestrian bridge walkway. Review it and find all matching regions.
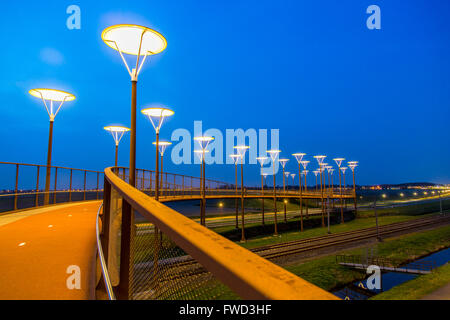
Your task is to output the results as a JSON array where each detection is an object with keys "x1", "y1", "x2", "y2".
[{"x1": 0, "y1": 201, "x2": 100, "y2": 299}]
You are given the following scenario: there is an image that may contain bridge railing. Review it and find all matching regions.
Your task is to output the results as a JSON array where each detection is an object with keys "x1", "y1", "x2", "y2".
[
  {"x1": 0, "y1": 161, "x2": 104, "y2": 213},
  {"x1": 114, "y1": 166, "x2": 355, "y2": 200},
  {"x1": 98, "y1": 166, "x2": 338, "y2": 300}
]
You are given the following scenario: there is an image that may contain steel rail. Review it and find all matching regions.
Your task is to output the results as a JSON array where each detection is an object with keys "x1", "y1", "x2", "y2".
[
  {"x1": 144, "y1": 214, "x2": 450, "y2": 270},
  {"x1": 95, "y1": 203, "x2": 116, "y2": 300}
]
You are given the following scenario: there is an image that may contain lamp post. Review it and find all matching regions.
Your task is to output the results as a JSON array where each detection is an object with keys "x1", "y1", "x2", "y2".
[
  {"x1": 303, "y1": 170, "x2": 309, "y2": 216},
  {"x1": 256, "y1": 156, "x2": 269, "y2": 226},
  {"x1": 314, "y1": 170, "x2": 319, "y2": 192},
  {"x1": 29, "y1": 88, "x2": 75, "y2": 205},
  {"x1": 230, "y1": 154, "x2": 241, "y2": 228},
  {"x1": 334, "y1": 158, "x2": 345, "y2": 224},
  {"x1": 102, "y1": 24, "x2": 167, "y2": 188},
  {"x1": 194, "y1": 149, "x2": 209, "y2": 225},
  {"x1": 341, "y1": 167, "x2": 348, "y2": 209},
  {"x1": 262, "y1": 173, "x2": 270, "y2": 225},
  {"x1": 267, "y1": 150, "x2": 281, "y2": 236},
  {"x1": 102, "y1": 25, "x2": 167, "y2": 300},
  {"x1": 234, "y1": 145, "x2": 250, "y2": 242},
  {"x1": 292, "y1": 153, "x2": 306, "y2": 231},
  {"x1": 142, "y1": 107, "x2": 174, "y2": 200},
  {"x1": 152, "y1": 141, "x2": 172, "y2": 197},
  {"x1": 194, "y1": 136, "x2": 214, "y2": 226},
  {"x1": 283, "y1": 171, "x2": 290, "y2": 222},
  {"x1": 279, "y1": 159, "x2": 289, "y2": 224},
  {"x1": 348, "y1": 161, "x2": 359, "y2": 216},
  {"x1": 290, "y1": 173, "x2": 296, "y2": 189},
  {"x1": 104, "y1": 126, "x2": 130, "y2": 168},
  {"x1": 314, "y1": 155, "x2": 327, "y2": 227}
]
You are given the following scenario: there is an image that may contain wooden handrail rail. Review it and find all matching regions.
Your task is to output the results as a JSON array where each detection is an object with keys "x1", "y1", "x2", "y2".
[{"x1": 104, "y1": 166, "x2": 338, "y2": 300}]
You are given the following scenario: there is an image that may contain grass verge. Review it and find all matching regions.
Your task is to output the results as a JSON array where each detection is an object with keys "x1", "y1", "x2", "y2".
[
  {"x1": 284, "y1": 224, "x2": 450, "y2": 292},
  {"x1": 371, "y1": 262, "x2": 450, "y2": 300}
]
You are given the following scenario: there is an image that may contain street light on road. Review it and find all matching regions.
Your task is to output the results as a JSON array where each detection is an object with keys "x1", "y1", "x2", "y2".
[
  {"x1": 194, "y1": 136, "x2": 214, "y2": 226},
  {"x1": 333, "y1": 158, "x2": 345, "y2": 224},
  {"x1": 256, "y1": 156, "x2": 269, "y2": 226},
  {"x1": 104, "y1": 126, "x2": 130, "y2": 168},
  {"x1": 293, "y1": 153, "x2": 306, "y2": 231},
  {"x1": 29, "y1": 88, "x2": 76, "y2": 205},
  {"x1": 152, "y1": 141, "x2": 172, "y2": 197},
  {"x1": 314, "y1": 155, "x2": 327, "y2": 227},
  {"x1": 348, "y1": 161, "x2": 359, "y2": 215},
  {"x1": 230, "y1": 154, "x2": 241, "y2": 228},
  {"x1": 267, "y1": 149, "x2": 281, "y2": 236},
  {"x1": 102, "y1": 24, "x2": 167, "y2": 188},
  {"x1": 142, "y1": 107, "x2": 174, "y2": 201},
  {"x1": 234, "y1": 145, "x2": 250, "y2": 242}
]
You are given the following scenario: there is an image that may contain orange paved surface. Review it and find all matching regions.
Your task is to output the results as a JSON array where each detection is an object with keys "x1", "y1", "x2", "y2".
[{"x1": 0, "y1": 201, "x2": 101, "y2": 300}]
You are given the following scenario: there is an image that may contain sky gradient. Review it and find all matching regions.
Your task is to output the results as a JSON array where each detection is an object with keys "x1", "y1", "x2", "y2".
[{"x1": 1, "y1": 0, "x2": 449, "y2": 186}]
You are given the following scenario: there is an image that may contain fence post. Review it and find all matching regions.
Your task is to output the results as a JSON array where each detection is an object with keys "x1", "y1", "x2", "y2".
[
  {"x1": 53, "y1": 167, "x2": 58, "y2": 204},
  {"x1": 96, "y1": 172, "x2": 100, "y2": 200},
  {"x1": 118, "y1": 199, "x2": 133, "y2": 300},
  {"x1": 14, "y1": 164, "x2": 19, "y2": 211},
  {"x1": 35, "y1": 165, "x2": 40, "y2": 207},
  {"x1": 101, "y1": 176, "x2": 111, "y2": 263},
  {"x1": 83, "y1": 171, "x2": 87, "y2": 201},
  {"x1": 69, "y1": 169, "x2": 73, "y2": 202}
]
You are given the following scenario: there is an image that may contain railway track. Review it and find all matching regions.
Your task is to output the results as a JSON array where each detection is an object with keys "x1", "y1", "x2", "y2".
[{"x1": 135, "y1": 214, "x2": 450, "y2": 273}]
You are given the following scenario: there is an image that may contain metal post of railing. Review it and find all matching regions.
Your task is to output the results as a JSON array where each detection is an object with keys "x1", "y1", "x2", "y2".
[
  {"x1": 69, "y1": 169, "x2": 73, "y2": 202},
  {"x1": 83, "y1": 171, "x2": 87, "y2": 201},
  {"x1": 14, "y1": 164, "x2": 19, "y2": 211},
  {"x1": 35, "y1": 165, "x2": 40, "y2": 207},
  {"x1": 119, "y1": 199, "x2": 133, "y2": 300},
  {"x1": 96, "y1": 172, "x2": 100, "y2": 200},
  {"x1": 101, "y1": 177, "x2": 111, "y2": 262},
  {"x1": 53, "y1": 167, "x2": 58, "y2": 204}
]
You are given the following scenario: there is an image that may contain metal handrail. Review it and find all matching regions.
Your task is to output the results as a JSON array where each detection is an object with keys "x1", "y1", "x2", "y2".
[
  {"x1": 104, "y1": 166, "x2": 338, "y2": 300},
  {"x1": 95, "y1": 202, "x2": 116, "y2": 300}
]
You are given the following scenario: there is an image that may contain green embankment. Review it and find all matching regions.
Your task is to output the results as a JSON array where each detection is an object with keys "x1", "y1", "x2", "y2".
[
  {"x1": 284, "y1": 225, "x2": 450, "y2": 292},
  {"x1": 371, "y1": 262, "x2": 450, "y2": 300}
]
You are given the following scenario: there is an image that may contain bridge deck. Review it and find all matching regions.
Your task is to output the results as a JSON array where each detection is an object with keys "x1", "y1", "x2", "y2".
[{"x1": 0, "y1": 201, "x2": 100, "y2": 299}]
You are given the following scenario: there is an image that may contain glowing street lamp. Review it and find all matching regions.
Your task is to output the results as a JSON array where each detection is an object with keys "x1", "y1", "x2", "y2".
[
  {"x1": 102, "y1": 24, "x2": 167, "y2": 188},
  {"x1": 293, "y1": 153, "x2": 306, "y2": 231},
  {"x1": 194, "y1": 136, "x2": 214, "y2": 226},
  {"x1": 152, "y1": 141, "x2": 172, "y2": 196},
  {"x1": 256, "y1": 156, "x2": 269, "y2": 226},
  {"x1": 303, "y1": 170, "x2": 310, "y2": 216},
  {"x1": 348, "y1": 161, "x2": 359, "y2": 214},
  {"x1": 267, "y1": 149, "x2": 281, "y2": 236},
  {"x1": 234, "y1": 145, "x2": 250, "y2": 242},
  {"x1": 29, "y1": 88, "x2": 75, "y2": 205},
  {"x1": 104, "y1": 126, "x2": 130, "y2": 168},
  {"x1": 283, "y1": 171, "x2": 291, "y2": 222},
  {"x1": 142, "y1": 107, "x2": 174, "y2": 201},
  {"x1": 290, "y1": 173, "x2": 296, "y2": 187},
  {"x1": 341, "y1": 167, "x2": 348, "y2": 209},
  {"x1": 314, "y1": 155, "x2": 327, "y2": 227},
  {"x1": 279, "y1": 158, "x2": 289, "y2": 224},
  {"x1": 334, "y1": 158, "x2": 345, "y2": 224},
  {"x1": 313, "y1": 170, "x2": 319, "y2": 191},
  {"x1": 230, "y1": 154, "x2": 241, "y2": 228}
]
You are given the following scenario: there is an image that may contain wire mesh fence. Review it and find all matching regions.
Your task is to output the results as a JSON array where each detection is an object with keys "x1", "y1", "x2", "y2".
[
  {"x1": 98, "y1": 166, "x2": 339, "y2": 300},
  {"x1": 0, "y1": 161, "x2": 103, "y2": 213}
]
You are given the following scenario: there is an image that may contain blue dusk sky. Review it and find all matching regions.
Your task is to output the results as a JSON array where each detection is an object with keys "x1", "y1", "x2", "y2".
[{"x1": 0, "y1": 0, "x2": 449, "y2": 186}]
